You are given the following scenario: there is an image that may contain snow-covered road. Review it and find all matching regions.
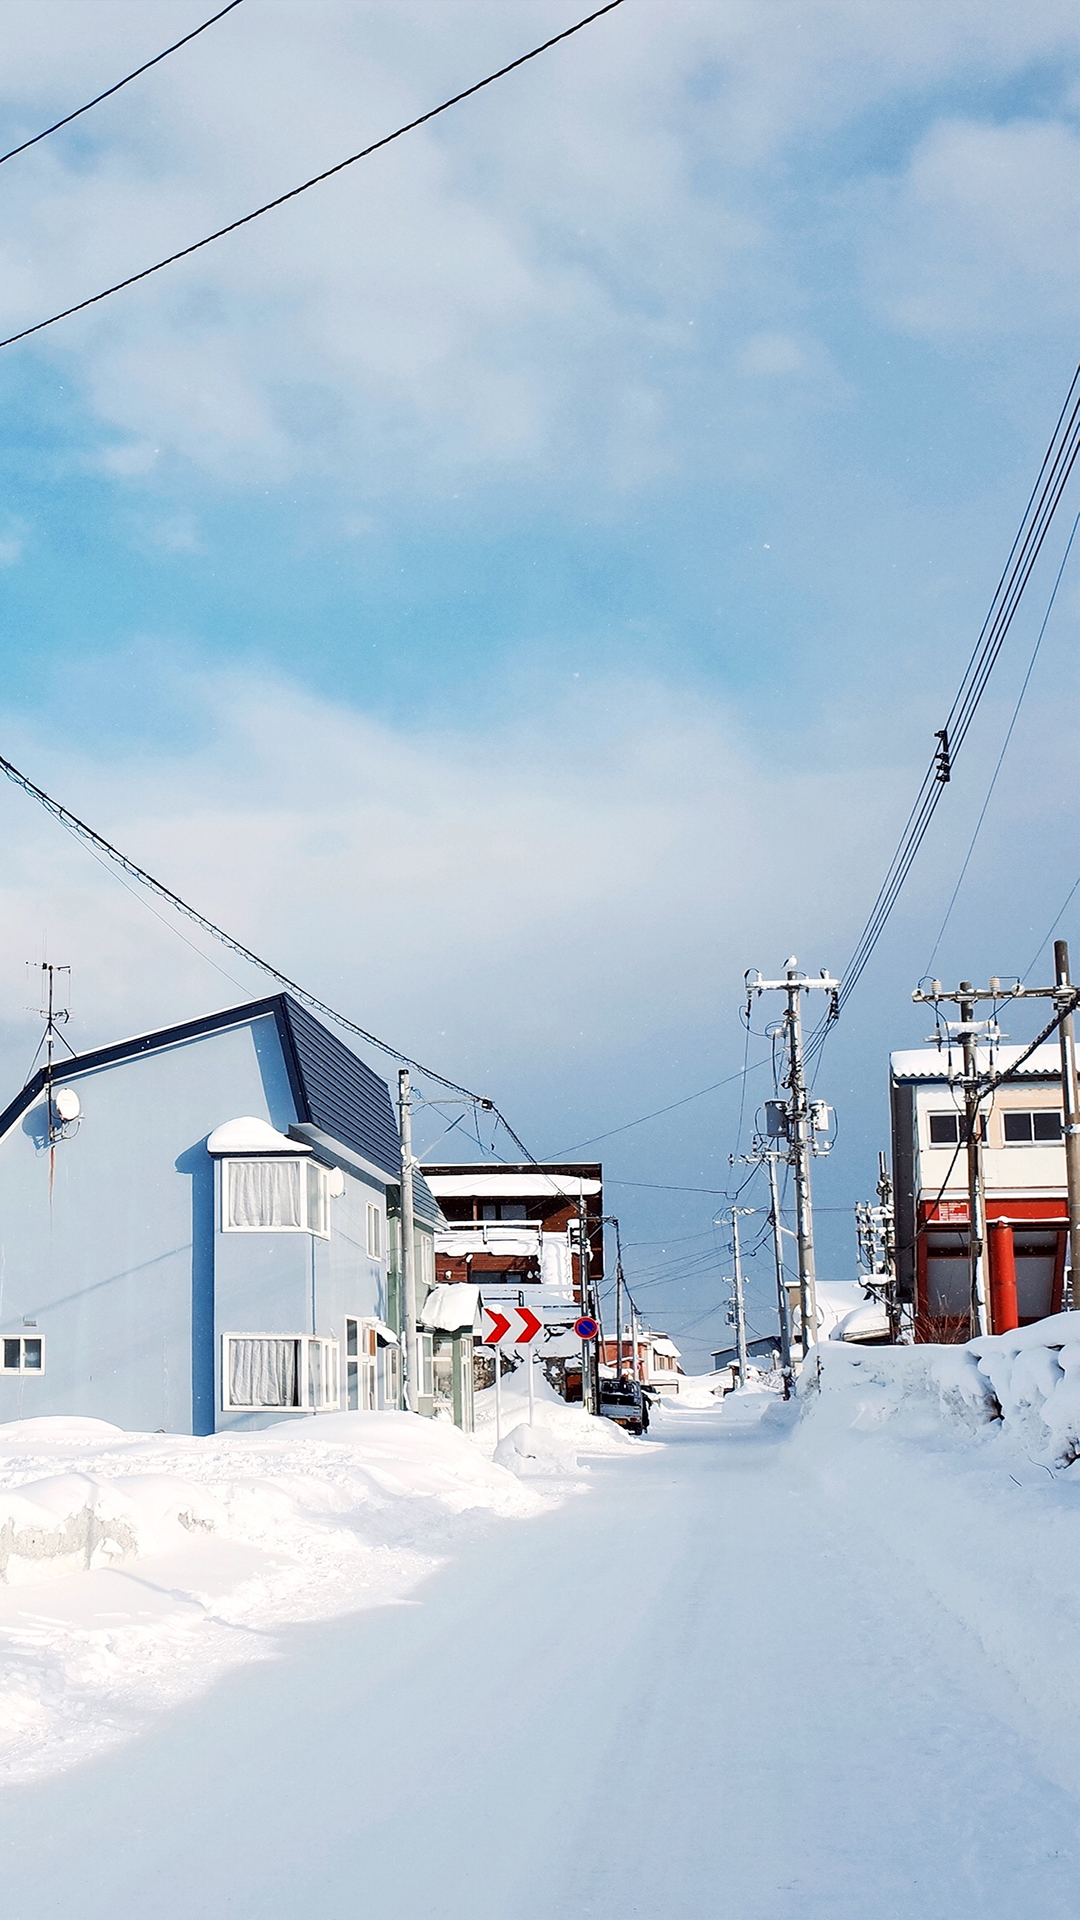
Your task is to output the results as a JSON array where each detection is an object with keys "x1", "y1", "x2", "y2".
[{"x1": 1, "y1": 1395, "x2": 1077, "y2": 1919}]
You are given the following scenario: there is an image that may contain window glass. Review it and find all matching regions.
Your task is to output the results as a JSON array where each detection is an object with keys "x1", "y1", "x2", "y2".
[
  {"x1": 306, "y1": 1161, "x2": 328, "y2": 1236},
  {"x1": 1003, "y1": 1111, "x2": 1033, "y2": 1143},
  {"x1": 346, "y1": 1318, "x2": 358, "y2": 1358},
  {"x1": 228, "y1": 1337, "x2": 300, "y2": 1407},
  {"x1": 928, "y1": 1113, "x2": 960, "y2": 1146},
  {"x1": 366, "y1": 1204, "x2": 382, "y2": 1259},
  {"x1": 1033, "y1": 1111, "x2": 1062, "y2": 1142},
  {"x1": 22, "y1": 1339, "x2": 42, "y2": 1370},
  {"x1": 3, "y1": 1337, "x2": 21, "y2": 1370},
  {"x1": 226, "y1": 1160, "x2": 303, "y2": 1229}
]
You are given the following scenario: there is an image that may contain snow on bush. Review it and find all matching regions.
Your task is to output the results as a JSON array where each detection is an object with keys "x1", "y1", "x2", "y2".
[{"x1": 802, "y1": 1311, "x2": 1080, "y2": 1467}]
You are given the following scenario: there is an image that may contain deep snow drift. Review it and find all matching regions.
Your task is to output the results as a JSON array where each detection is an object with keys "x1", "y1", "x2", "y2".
[
  {"x1": 0, "y1": 1385, "x2": 631, "y2": 1782},
  {"x1": 0, "y1": 1332, "x2": 1077, "y2": 1918}
]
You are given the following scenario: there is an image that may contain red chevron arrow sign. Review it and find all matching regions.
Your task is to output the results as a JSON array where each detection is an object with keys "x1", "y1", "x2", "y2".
[{"x1": 482, "y1": 1305, "x2": 543, "y2": 1346}]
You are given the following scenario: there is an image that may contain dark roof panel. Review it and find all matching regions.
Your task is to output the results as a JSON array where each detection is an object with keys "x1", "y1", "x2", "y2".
[
  {"x1": 0, "y1": 991, "x2": 404, "y2": 1181},
  {"x1": 276, "y1": 997, "x2": 400, "y2": 1175}
]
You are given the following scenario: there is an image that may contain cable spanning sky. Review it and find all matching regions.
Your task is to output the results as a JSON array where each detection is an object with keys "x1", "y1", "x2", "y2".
[{"x1": 0, "y1": 0, "x2": 1076, "y2": 1364}]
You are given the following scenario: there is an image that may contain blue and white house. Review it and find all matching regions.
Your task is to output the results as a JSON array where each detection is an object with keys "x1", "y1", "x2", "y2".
[{"x1": 0, "y1": 994, "x2": 445, "y2": 1433}]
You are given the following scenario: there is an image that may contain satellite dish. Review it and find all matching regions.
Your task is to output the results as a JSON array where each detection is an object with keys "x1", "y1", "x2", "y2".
[
  {"x1": 327, "y1": 1167, "x2": 345, "y2": 1198},
  {"x1": 53, "y1": 1086, "x2": 81, "y2": 1122}
]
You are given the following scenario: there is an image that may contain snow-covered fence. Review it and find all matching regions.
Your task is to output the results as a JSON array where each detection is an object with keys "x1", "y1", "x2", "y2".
[{"x1": 801, "y1": 1311, "x2": 1080, "y2": 1468}]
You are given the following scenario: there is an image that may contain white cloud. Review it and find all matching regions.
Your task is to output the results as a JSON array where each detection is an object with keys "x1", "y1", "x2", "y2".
[
  {"x1": 737, "y1": 333, "x2": 808, "y2": 377},
  {"x1": 862, "y1": 118, "x2": 1080, "y2": 335},
  {"x1": 0, "y1": 657, "x2": 1071, "y2": 1120},
  {"x1": 0, "y1": 665, "x2": 911, "y2": 1096},
  {"x1": 0, "y1": 523, "x2": 26, "y2": 567},
  {"x1": 0, "y1": 1, "x2": 1074, "y2": 485}
]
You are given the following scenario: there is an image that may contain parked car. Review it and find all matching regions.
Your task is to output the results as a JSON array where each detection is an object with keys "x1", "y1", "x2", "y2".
[{"x1": 600, "y1": 1377, "x2": 649, "y2": 1436}]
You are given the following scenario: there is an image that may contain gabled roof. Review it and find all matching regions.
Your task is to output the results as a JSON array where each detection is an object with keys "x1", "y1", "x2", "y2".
[{"x1": 0, "y1": 993, "x2": 402, "y2": 1178}]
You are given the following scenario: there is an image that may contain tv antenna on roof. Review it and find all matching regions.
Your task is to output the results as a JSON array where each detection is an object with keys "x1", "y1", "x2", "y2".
[{"x1": 26, "y1": 955, "x2": 78, "y2": 1141}]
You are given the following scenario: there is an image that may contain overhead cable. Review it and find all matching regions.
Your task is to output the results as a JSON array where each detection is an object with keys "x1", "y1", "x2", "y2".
[
  {"x1": 923, "y1": 511, "x2": 1080, "y2": 975},
  {"x1": 0, "y1": 747, "x2": 496, "y2": 1107},
  {"x1": 0, "y1": 1, "x2": 246, "y2": 169},
  {"x1": 806, "y1": 365, "x2": 1080, "y2": 1061},
  {"x1": 0, "y1": 0, "x2": 628, "y2": 352}
]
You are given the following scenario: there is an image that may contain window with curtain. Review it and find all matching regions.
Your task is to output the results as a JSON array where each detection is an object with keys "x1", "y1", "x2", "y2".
[
  {"x1": 227, "y1": 1337, "x2": 301, "y2": 1407},
  {"x1": 223, "y1": 1159, "x2": 330, "y2": 1234},
  {"x1": 224, "y1": 1335, "x2": 340, "y2": 1410}
]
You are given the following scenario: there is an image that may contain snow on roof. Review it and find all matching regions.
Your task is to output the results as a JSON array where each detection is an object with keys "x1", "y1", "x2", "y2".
[
  {"x1": 434, "y1": 1226, "x2": 541, "y2": 1256},
  {"x1": 890, "y1": 1044, "x2": 1061, "y2": 1082},
  {"x1": 831, "y1": 1302, "x2": 891, "y2": 1343},
  {"x1": 423, "y1": 1173, "x2": 601, "y2": 1198},
  {"x1": 206, "y1": 1116, "x2": 310, "y2": 1155},
  {"x1": 420, "y1": 1284, "x2": 480, "y2": 1332},
  {"x1": 650, "y1": 1337, "x2": 682, "y2": 1359}
]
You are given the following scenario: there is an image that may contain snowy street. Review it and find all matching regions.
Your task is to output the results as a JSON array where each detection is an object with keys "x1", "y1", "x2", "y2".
[{"x1": 1, "y1": 1383, "x2": 1077, "y2": 1919}]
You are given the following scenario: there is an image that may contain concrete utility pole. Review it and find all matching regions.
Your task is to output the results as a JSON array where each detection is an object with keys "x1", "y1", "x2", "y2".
[
  {"x1": 1055, "y1": 940, "x2": 1080, "y2": 1305},
  {"x1": 765, "y1": 1154, "x2": 795, "y2": 1396},
  {"x1": 913, "y1": 967, "x2": 1080, "y2": 1335},
  {"x1": 730, "y1": 1208, "x2": 750, "y2": 1388},
  {"x1": 612, "y1": 1217, "x2": 625, "y2": 1379},
  {"x1": 397, "y1": 1068, "x2": 419, "y2": 1412},
  {"x1": 745, "y1": 960, "x2": 838, "y2": 1356},
  {"x1": 577, "y1": 1194, "x2": 600, "y2": 1415}
]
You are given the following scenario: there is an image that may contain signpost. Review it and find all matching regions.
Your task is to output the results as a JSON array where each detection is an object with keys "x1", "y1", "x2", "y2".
[
  {"x1": 481, "y1": 1305, "x2": 544, "y2": 1445},
  {"x1": 481, "y1": 1305, "x2": 543, "y2": 1346},
  {"x1": 573, "y1": 1315, "x2": 598, "y2": 1340}
]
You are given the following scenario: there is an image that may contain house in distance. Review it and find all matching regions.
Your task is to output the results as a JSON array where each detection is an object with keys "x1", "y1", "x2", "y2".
[{"x1": 0, "y1": 994, "x2": 449, "y2": 1432}]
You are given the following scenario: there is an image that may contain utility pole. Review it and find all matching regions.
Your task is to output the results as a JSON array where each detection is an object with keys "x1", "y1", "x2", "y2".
[
  {"x1": 397, "y1": 1068, "x2": 419, "y2": 1412},
  {"x1": 730, "y1": 1207, "x2": 750, "y2": 1387},
  {"x1": 764, "y1": 1154, "x2": 794, "y2": 1396},
  {"x1": 1055, "y1": 941, "x2": 1080, "y2": 1306},
  {"x1": 913, "y1": 968, "x2": 1080, "y2": 1335},
  {"x1": 612, "y1": 1217, "x2": 625, "y2": 1379},
  {"x1": 855, "y1": 1153, "x2": 901, "y2": 1341},
  {"x1": 577, "y1": 1194, "x2": 600, "y2": 1415},
  {"x1": 745, "y1": 960, "x2": 838, "y2": 1356}
]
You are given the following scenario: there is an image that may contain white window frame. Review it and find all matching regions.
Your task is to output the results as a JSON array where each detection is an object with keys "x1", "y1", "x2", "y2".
[
  {"x1": 1, "y1": 1334, "x2": 45, "y2": 1375},
  {"x1": 219, "y1": 1158, "x2": 331, "y2": 1238},
  {"x1": 418, "y1": 1330, "x2": 435, "y2": 1400},
  {"x1": 221, "y1": 1333, "x2": 340, "y2": 1411},
  {"x1": 366, "y1": 1203, "x2": 383, "y2": 1260},
  {"x1": 416, "y1": 1230, "x2": 435, "y2": 1290},
  {"x1": 345, "y1": 1317, "x2": 378, "y2": 1410}
]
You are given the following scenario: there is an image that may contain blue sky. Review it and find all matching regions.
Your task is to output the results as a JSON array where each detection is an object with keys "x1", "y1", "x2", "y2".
[{"x1": 0, "y1": 0, "x2": 1077, "y2": 1365}]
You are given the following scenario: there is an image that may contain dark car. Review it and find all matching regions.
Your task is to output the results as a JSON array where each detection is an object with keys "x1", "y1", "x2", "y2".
[{"x1": 599, "y1": 1376, "x2": 649, "y2": 1436}]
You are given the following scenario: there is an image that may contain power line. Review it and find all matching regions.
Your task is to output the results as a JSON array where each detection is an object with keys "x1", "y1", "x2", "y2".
[
  {"x1": 924, "y1": 511, "x2": 1080, "y2": 974},
  {"x1": 0, "y1": 0, "x2": 628, "y2": 353},
  {"x1": 0, "y1": 745, "x2": 497, "y2": 1107},
  {"x1": 0, "y1": 1, "x2": 247, "y2": 169},
  {"x1": 1023, "y1": 876, "x2": 1080, "y2": 980},
  {"x1": 807, "y1": 366, "x2": 1080, "y2": 1061},
  {"x1": 546, "y1": 1056, "x2": 771, "y2": 1156}
]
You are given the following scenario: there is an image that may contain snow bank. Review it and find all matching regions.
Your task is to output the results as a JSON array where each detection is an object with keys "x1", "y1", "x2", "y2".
[
  {"x1": 0, "y1": 1409, "x2": 587, "y2": 1781},
  {"x1": 802, "y1": 1311, "x2": 1080, "y2": 1467}
]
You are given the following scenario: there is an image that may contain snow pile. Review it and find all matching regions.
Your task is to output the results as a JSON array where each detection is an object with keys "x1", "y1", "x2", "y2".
[
  {"x1": 0, "y1": 1410, "x2": 571, "y2": 1780},
  {"x1": 803, "y1": 1311, "x2": 1080, "y2": 1467},
  {"x1": 474, "y1": 1364, "x2": 641, "y2": 1467}
]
